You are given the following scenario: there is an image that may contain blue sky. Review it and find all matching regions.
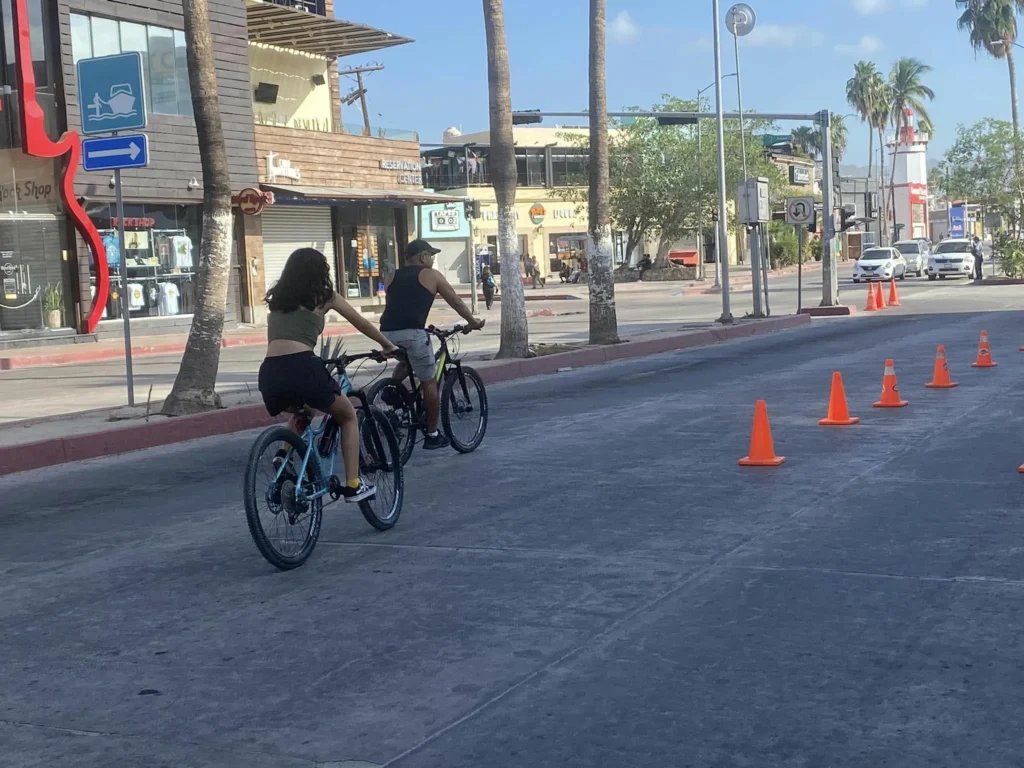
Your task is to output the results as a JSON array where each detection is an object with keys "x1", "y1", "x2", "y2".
[{"x1": 350, "y1": 0, "x2": 1014, "y2": 167}]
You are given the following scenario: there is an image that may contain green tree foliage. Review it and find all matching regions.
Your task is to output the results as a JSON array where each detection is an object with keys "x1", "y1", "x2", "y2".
[
  {"x1": 935, "y1": 118, "x2": 1024, "y2": 232},
  {"x1": 554, "y1": 94, "x2": 784, "y2": 266}
]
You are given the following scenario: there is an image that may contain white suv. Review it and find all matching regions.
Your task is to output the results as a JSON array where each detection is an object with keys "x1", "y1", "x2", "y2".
[
  {"x1": 894, "y1": 240, "x2": 927, "y2": 277},
  {"x1": 928, "y1": 239, "x2": 974, "y2": 280}
]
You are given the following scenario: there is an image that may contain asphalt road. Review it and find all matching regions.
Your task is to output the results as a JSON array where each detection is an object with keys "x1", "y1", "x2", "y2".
[
  {"x1": 3, "y1": 284, "x2": 1024, "y2": 767},
  {"x1": 0, "y1": 266, "x2": 979, "y2": 424}
]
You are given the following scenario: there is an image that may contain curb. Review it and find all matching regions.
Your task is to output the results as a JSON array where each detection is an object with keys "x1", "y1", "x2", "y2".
[
  {"x1": 0, "y1": 325, "x2": 358, "y2": 371},
  {"x1": 674, "y1": 263, "x2": 825, "y2": 296},
  {"x1": 0, "y1": 314, "x2": 811, "y2": 478}
]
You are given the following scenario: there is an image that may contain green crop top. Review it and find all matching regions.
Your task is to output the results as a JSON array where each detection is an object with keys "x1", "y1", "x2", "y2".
[{"x1": 267, "y1": 307, "x2": 324, "y2": 348}]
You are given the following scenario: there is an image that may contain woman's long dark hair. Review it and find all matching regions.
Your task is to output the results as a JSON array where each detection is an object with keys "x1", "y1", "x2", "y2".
[{"x1": 264, "y1": 248, "x2": 334, "y2": 312}]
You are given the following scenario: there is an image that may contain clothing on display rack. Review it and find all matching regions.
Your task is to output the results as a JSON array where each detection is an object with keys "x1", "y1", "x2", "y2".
[
  {"x1": 171, "y1": 234, "x2": 194, "y2": 269},
  {"x1": 127, "y1": 282, "x2": 146, "y2": 311},
  {"x1": 158, "y1": 282, "x2": 180, "y2": 315},
  {"x1": 101, "y1": 231, "x2": 120, "y2": 268}
]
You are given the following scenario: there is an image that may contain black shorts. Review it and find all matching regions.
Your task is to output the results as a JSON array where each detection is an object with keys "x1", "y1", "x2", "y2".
[{"x1": 258, "y1": 351, "x2": 339, "y2": 417}]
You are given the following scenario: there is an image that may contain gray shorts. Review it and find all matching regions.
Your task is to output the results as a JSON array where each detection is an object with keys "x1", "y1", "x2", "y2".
[{"x1": 383, "y1": 329, "x2": 436, "y2": 382}]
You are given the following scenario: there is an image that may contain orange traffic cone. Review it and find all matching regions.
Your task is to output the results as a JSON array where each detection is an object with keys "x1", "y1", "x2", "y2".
[
  {"x1": 875, "y1": 281, "x2": 887, "y2": 309},
  {"x1": 818, "y1": 372, "x2": 860, "y2": 426},
  {"x1": 873, "y1": 358, "x2": 908, "y2": 408},
  {"x1": 888, "y1": 279, "x2": 901, "y2": 307},
  {"x1": 738, "y1": 400, "x2": 785, "y2": 467},
  {"x1": 864, "y1": 282, "x2": 879, "y2": 311},
  {"x1": 972, "y1": 330, "x2": 998, "y2": 368},
  {"x1": 925, "y1": 345, "x2": 959, "y2": 389}
]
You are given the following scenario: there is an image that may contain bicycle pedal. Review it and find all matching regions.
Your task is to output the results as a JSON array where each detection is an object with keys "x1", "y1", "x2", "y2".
[{"x1": 328, "y1": 475, "x2": 344, "y2": 501}]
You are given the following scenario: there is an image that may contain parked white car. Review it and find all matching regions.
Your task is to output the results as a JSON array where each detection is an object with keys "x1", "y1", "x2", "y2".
[
  {"x1": 928, "y1": 239, "x2": 975, "y2": 280},
  {"x1": 894, "y1": 239, "x2": 928, "y2": 277},
  {"x1": 853, "y1": 247, "x2": 907, "y2": 283}
]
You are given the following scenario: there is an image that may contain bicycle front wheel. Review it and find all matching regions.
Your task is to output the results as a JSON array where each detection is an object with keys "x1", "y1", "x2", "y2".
[
  {"x1": 365, "y1": 379, "x2": 417, "y2": 466},
  {"x1": 357, "y1": 407, "x2": 404, "y2": 531},
  {"x1": 441, "y1": 366, "x2": 489, "y2": 453},
  {"x1": 243, "y1": 427, "x2": 323, "y2": 570}
]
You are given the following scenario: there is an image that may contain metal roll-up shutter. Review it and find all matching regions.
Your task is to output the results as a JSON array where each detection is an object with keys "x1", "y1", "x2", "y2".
[{"x1": 261, "y1": 206, "x2": 335, "y2": 291}]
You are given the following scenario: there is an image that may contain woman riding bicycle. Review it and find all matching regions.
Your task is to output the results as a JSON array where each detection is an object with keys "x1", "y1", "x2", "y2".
[{"x1": 258, "y1": 247, "x2": 397, "y2": 502}]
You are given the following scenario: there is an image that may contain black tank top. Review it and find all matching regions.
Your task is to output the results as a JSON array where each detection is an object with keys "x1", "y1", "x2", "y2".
[{"x1": 380, "y1": 266, "x2": 436, "y2": 331}]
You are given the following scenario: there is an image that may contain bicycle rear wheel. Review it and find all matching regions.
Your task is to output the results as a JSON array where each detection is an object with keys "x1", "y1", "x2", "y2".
[
  {"x1": 357, "y1": 406, "x2": 404, "y2": 531},
  {"x1": 441, "y1": 366, "x2": 489, "y2": 453},
  {"x1": 244, "y1": 427, "x2": 323, "y2": 570},
  {"x1": 365, "y1": 379, "x2": 417, "y2": 465}
]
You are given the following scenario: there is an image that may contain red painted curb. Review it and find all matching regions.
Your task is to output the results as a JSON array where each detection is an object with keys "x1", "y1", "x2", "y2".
[
  {"x1": 0, "y1": 314, "x2": 811, "y2": 478},
  {"x1": 0, "y1": 404, "x2": 284, "y2": 477},
  {"x1": 0, "y1": 326, "x2": 358, "y2": 370}
]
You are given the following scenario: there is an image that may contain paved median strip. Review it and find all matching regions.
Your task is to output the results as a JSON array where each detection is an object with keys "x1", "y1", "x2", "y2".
[{"x1": 0, "y1": 314, "x2": 810, "y2": 477}]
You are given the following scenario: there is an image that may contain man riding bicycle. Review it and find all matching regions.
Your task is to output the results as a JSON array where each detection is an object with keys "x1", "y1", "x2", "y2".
[{"x1": 380, "y1": 239, "x2": 484, "y2": 450}]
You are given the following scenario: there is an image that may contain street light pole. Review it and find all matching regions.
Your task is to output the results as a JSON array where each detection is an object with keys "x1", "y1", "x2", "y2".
[
  {"x1": 696, "y1": 73, "x2": 736, "y2": 288},
  {"x1": 712, "y1": 0, "x2": 733, "y2": 323}
]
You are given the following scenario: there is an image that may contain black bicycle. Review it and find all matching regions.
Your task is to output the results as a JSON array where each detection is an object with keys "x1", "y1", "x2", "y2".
[
  {"x1": 243, "y1": 340, "x2": 404, "y2": 571},
  {"x1": 365, "y1": 325, "x2": 489, "y2": 465}
]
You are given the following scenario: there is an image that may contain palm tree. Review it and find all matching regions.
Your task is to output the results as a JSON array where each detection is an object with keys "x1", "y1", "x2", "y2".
[
  {"x1": 887, "y1": 58, "x2": 934, "y2": 241},
  {"x1": 791, "y1": 126, "x2": 819, "y2": 158},
  {"x1": 830, "y1": 113, "x2": 849, "y2": 164},
  {"x1": 956, "y1": 0, "x2": 1023, "y2": 135},
  {"x1": 481, "y1": 0, "x2": 529, "y2": 358},
  {"x1": 846, "y1": 60, "x2": 882, "y2": 179},
  {"x1": 588, "y1": 0, "x2": 618, "y2": 344},
  {"x1": 872, "y1": 79, "x2": 894, "y2": 244},
  {"x1": 162, "y1": 0, "x2": 234, "y2": 415}
]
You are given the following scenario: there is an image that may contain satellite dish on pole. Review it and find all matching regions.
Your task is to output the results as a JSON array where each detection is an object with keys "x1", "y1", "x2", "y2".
[{"x1": 726, "y1": 3, "x2": 756, "y2": 37}]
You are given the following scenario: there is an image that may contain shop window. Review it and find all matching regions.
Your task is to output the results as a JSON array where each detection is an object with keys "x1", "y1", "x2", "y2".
[
  {"x1": 0, "y1": 0, "x2": 74, "y2": 335},
  {"x1": 69, "y1": 14, "x2": 193, "y2": 118},
  {"x1": 86, "y1": 202, "x2": 200, "y2": 320},
  {"x1": 339, "y1": 205, "x2": 404, "y2": 299}
]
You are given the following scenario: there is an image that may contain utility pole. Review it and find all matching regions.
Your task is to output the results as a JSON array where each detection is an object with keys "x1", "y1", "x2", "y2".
[
  {"x1": 819, "y1": 110, "x2": 839, "y2": 306},
  {"x1": 337, "y1": 64, "x2": 384, "y2": 136}
]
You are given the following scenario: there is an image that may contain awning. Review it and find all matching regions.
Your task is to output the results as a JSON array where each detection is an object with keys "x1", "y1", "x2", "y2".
[
  {"x1": 245, "y1": 0, "x2": 412, "y2": 58},
  {"x1": 262, "y1": 184, "x2": 467, "y2": 205}
]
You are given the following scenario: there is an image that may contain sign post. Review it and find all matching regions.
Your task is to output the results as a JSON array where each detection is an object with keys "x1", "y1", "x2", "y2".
[
  {"x1": 77, "y1": 52, "x2": 148, "y2": 406},
  {"x1": 786, "y1": 196, "x2": 814, "y2": 314}
]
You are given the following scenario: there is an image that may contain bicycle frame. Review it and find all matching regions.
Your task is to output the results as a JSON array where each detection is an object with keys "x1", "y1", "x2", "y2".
[
  {"x1": 271, "y1": 363, "x2": 385, "y2": 504},
  {"x1": 395, "y1": 331, "x2": 467, "y2": 416}
]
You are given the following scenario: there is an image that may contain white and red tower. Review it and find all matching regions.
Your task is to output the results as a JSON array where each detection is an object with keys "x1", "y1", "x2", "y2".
[{"x1": 885, "y1": 108, "x2": 930, "y2": 240}]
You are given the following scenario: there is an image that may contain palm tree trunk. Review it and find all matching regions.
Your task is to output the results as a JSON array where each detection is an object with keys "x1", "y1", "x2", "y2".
[
  {"x1": 587, "y1": 0, "x2": 617, "y2": 345},
  {"x1": 877, "y1": 127, "x2": 887, "y2": 245},
  {"x1": 866, "y1": 128, "x2": 873, "y2": 180},
  {"x1": 162, "y1": 0, "x2": 233, "y2": 415},
  {"x1": 1008, "y1": 48, "x2": 1021, "y2": 137},
  {"x1": 889, "y1": 118, "x2": 899, "y2": 244},
  {"x1": 482, "y1": 0, "x2": 528, "y2": 358}
]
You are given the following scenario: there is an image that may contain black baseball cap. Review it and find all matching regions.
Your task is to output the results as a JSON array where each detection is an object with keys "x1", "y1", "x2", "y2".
[{"x1": 406, "y1": 239, "x2": 441, "y2": 259}]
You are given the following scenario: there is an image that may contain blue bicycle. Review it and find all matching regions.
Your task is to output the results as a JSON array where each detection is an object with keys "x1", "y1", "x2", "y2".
[{"x1": 243, "y1": 340, "x2": 404, "y2": 570}]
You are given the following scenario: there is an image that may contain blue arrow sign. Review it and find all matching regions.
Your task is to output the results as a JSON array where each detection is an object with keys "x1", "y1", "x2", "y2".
[
  {"x1": 82, "y1": 134, "x2": 150, "y2": 172},
  {"x1": 76, "y1": 52, "x2": 147, "y2": 135}
]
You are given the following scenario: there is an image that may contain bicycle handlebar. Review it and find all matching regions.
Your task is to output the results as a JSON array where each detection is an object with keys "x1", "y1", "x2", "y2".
[
  {"x1": 323, "y1": 350, "x2": 388, "y2": 367},
  {"x1": 427, "y1": 322, "x2": 483, "y2": 339}
]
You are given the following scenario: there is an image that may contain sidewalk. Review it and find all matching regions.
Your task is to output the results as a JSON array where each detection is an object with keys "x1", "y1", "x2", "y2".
[
  {"x1": 0, "y1": 314, "x2": 812, "y2": 474},
  {"x1": 0, "y1": 264, "x2": 822, "y2": 371}
]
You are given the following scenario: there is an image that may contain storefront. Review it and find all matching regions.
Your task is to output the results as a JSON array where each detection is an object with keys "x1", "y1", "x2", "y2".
[
  {"x1": 471, "y1": 195, "x2": 592, "y2": 281},
  {"x1": 0, "y1": 0, "x2": 77, "y2": 338}
]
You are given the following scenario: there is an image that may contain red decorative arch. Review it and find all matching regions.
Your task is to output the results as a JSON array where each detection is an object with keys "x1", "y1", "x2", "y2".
[{"x1": 11, "y1": 0, "x2": 108, "y2": 332}]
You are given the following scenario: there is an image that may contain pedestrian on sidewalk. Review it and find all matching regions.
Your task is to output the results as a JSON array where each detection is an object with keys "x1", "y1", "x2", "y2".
[
  {"x1": 481, "y1": 266, "x2": 496, "y2": 310},
  {"x1": 637, "y1": 254, "x2": 652, "y2": 281},
  {"x1": 972, "y1": 235, "x2": 984, "y2": 281}
]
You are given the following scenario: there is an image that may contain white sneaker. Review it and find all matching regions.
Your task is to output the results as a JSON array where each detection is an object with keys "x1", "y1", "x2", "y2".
[{"x1": 342, "y1": 480, "x2": 377, "y2": 503}]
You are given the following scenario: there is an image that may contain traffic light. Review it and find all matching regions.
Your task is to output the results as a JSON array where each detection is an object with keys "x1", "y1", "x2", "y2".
[
  {"x1": 512, "y1": 110, "x2": 543, "y2": 125},
  {"x1": 464, "y1": 199, "x2": 481, "y2": 219},
  {"x1": 838, "y1": 203, "x2": 857, "y2": 232},
  {"x1": 655, "y1": 114, "x2": 697, "y2": 126},
  {"x1": 866, "y1": 192, "x2": 878, "y2": 220}
]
